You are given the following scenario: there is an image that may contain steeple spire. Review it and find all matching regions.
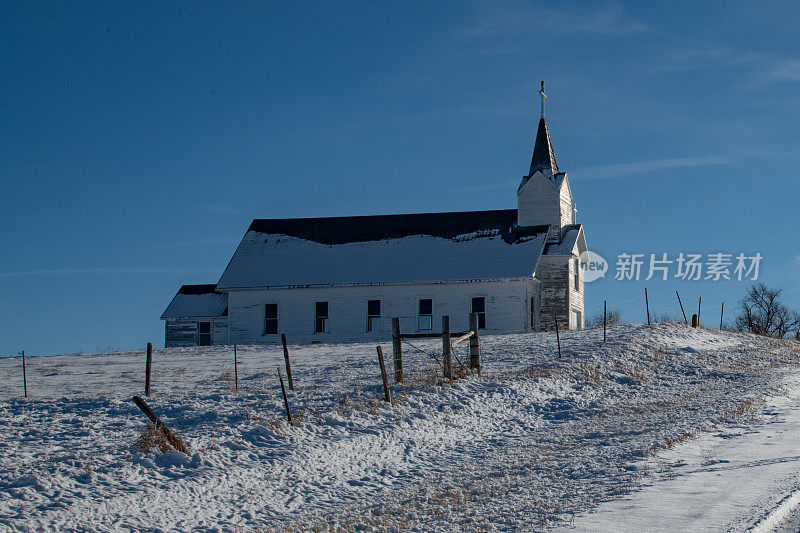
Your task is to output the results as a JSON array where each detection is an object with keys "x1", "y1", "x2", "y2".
[{"x1": 528, "y1": 82, "x2": 558, "y2": 177}]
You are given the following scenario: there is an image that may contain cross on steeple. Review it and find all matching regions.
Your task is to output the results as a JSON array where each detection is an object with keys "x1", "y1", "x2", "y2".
[{"x1": 539, "y1": 81, "x2": 547, "y2": 118}]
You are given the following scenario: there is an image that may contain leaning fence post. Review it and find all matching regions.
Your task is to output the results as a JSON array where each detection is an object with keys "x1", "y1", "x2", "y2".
[
  {"x1": 645, "y1": 288, "x2": 651, "y2": 326},
  {"x1": 469, "y1": 313, "x2": 480, "y2": 373},
  {"x1": 233, "y1": 344, "x2": 239, "y2": 393},
  {"x1": 554, "y1": 314, "x2": 562, "y2": 359},
  {"x1": 131, "y1": 396, "x2": 189, "y2": 455},
  {"x1": 145, "y1": 342, "x2": 152, "y2": 397},
  {"x1": 676, "y1": 291, "x2": 688, "y2": 324},
  {"x1": 376, "y1": 346, "x2": 392, "y2": 403},
  {"x1": 442, "y1": 315, "x2": 452, "y2": 380},
  {"x1": 603, "y1": 300, "x2": 607, "y2": 343},
  {"x1": 278, "y1": 368, "x2": 293, "y2": 425},
  {"x1": 281, "y1": 334, "x2": 294, "y2": 391},
  {"x1": 21, "y1": 350, "x2": 27, "y2": 399},
  {"x1": 391, "y1": 318, "x2": 403, "y2": 383}
]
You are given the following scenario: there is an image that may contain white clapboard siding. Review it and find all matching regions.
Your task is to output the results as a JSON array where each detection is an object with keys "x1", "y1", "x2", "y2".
[{"x1": 226, "y1": 279, "x2": 538, "y2": 345}]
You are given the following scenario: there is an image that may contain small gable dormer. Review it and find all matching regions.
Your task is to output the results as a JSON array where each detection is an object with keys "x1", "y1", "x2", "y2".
[{"x1": 517, "y1": 85, "x2": 573, "y2": 243}]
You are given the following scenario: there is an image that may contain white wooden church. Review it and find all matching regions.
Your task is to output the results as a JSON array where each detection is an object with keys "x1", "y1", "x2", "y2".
[{"x1": 161, "y1": 86, "x2": 588, "y2": 346}]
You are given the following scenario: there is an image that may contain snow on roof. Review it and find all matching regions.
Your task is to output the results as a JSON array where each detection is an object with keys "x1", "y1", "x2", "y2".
[
  {"x1": 217, "y1": 211, "x2": 549, "y2": 289},
  {"x1": 161, "y1": 285, "x2": 228, "y2": 319},
  {"x1": 543, "y1": 224, "x2": 586, "y2": 256}
]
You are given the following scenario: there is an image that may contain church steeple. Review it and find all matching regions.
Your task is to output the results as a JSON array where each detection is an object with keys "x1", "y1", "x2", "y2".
[
  {"x1": 517, "y1": 81, "x2": 574, "y2": 241},
  {"x1": 529, "y1": 117, "x2": 558, "y2": 177},
  {"x1": 528, "y1": 81, "x2": 558, "y2": 177}
]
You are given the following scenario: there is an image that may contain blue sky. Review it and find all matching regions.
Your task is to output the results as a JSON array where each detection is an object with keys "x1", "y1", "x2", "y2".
[{"x1": 2, "y1": 1, "x2": 799, "y2": 355}]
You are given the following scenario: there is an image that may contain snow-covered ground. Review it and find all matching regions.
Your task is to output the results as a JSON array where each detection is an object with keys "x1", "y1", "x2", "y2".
[{"x1": 1, "y1": 324, "x2": 799, "y2": 531}]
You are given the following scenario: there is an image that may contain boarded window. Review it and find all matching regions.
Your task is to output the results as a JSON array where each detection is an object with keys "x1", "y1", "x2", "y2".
[
  {"x1": 574, "y1": 257, "x2": 580, "y2": 292},
  {"x1": 315, "y1": 301, "x2": 329, "y2": 333},
  {"x1": 530, "y1": 297, "x2": 536, "y2": 330},
  {"x1": 264, "y1": 304, "x2": 278, "y2": 335},
  {"x1": 471, "y1": 297, "x2": 486, "y2": 329},
  {"x1": 418, "y1": 298, "x2": 433, "y2": 331},
  {"x1": 198, "y1": 321, "x2": 211, "y2": 346},
  {"x1": 573, "y1": 309, "x2": 582, "y2": 329},
  {"x1": 367, "y1": 300, "x2": 381, "y2": 332}
]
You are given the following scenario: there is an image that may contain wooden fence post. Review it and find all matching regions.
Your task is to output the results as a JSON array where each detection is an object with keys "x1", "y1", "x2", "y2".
[
  {"x1": 469, "y1": 313, "x2": 480, "y2": 373},
  {"x1": 554, "y1": 314, "x2": 562, "y2": 359},
  {"x1": 278, "y1": 368, "x2": 292, "y2": 425},
  {"x1": 720, "y1": 302, "x2": 724, "y2": 330},
  {"x1": 281, "y1": 334, "x2": 294, "y2": 391},
  {"x1": 698, "y1": 297, "x2": 702, "y2": 326},
  {"x1": 692, "y1": 314, "x2": 698, "y2": 328},
  {"x1": 442, "y1": 315, "x2": 452, "y2": 380},
  {"x1": 132, "y1": 396, "x2": 189, "y2": 455},
  {"x1": 376, "y1": 346, "x2": 392, "y2": 403},
  {"x1": 145, "y1": 342, "x2": 152, "y2": 397},
  {"x1": 391, "y1": 318, "x2": 403, "y2": 384},
  {"x1": 21, "y1": 350, "x2": 27, "y2": 399},
  {"x1": 645, "y1": 288, "x2": 651, "y2": 326},
  {"x1": 603, "y1": 300, "x2": 607, "y2": 343},
  {"x1": 676, "y1": 291, "x2": 688, "y2": 324},
  {"x1": 233, "y1": 344, "x2": 239, "y2": 393}
]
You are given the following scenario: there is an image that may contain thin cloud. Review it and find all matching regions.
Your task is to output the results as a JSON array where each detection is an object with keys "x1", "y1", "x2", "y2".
[
  {"x1": 462, "y1": 3, "x2": 648, "y2": 39},
  {"x1": 0, "y1": 266, "x2": 220, "y2": 278},
  {"x1": 573, "y1": 156, "x2": 730, "y2": 180},
  {"x1": 453, "y1": 156, "x2": 729, "y2": 190},
  {"x1": 658, "y1": 46, "x2": 800, "y2": 89}
]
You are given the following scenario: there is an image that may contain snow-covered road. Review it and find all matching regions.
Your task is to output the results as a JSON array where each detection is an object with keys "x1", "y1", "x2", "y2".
[{"x1": 574, "y1": 373, "x2": 800, "y2": 532}]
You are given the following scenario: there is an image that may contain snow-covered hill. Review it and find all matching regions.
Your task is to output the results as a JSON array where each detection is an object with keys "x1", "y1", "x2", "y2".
[{"x1": 1, "y1": 324, "x2": 799, "y2": 531}]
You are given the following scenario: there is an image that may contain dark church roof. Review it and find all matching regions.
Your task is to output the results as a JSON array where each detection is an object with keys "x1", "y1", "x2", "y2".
[
  {"x1": 247, "y1": 209, "x2": 545, "y2": 245},
  {"x1": 218, "y1": 210, "x2": 550, "y2": 290},
  {"x1": 528, "y1": 117, "x2": 559, "y2": 177}
]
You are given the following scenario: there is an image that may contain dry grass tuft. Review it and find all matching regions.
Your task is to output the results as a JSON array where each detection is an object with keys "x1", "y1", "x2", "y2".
[
  {"x1": 579, "y1": 363, "x2": 603, "y2": 386},
  {"x1": 723, "y1": 396, "x2": 759, "y2": 421},
  {"x1": 133, "y1": 424, "x2": 170, "y2": 454}
]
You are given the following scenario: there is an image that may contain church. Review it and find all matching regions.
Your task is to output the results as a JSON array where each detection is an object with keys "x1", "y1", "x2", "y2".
[{"x1": 161, "y1": 85, "x2": 588, "y2": 347}]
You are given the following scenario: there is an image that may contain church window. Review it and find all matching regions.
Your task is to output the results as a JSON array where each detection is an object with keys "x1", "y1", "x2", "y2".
[
  {"x1": 573, "y1": 257, "x2": 580, "y2": 292},
  {"x1": 198, "y1": 321, "x2": 211, "y2": 346},
  {"x1": 471, "y1": 297, "x2": 486, "y2": 329},
  {"x1": 315, "y1": 301, "x2": 329, "y2": 333},
  {"x1": 264, "y1": 304, "x2": 278, "y2": 335},
  {"x1": 367, "y1": 300, "x2": 381, "y2": 332},
  {"x1": 418, "y1": 299, "x2": 433, "y2": 330}
]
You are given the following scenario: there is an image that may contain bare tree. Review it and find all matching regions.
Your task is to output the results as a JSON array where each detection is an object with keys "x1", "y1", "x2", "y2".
[
  {"x1": 735, "y1": 283, "x2": 800, "y2": 338},
  {"x1": 587, "y1": 308, "x2": 622, "y2": 327}
]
